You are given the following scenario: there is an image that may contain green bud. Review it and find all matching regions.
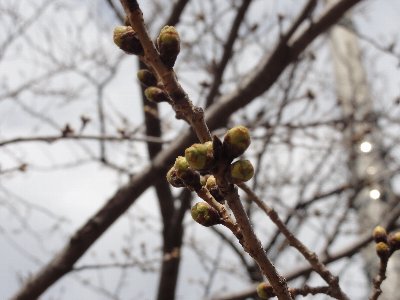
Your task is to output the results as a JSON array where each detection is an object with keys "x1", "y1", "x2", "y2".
[
  {"x1": 205, "y1": 175, "x2": 217, "y2": 190},
  {"x1": 144, "y1": 87, "x2": 170, "y2": 103},
  {"x1": 172, "y1": 156, "x2": 202, "y2": 191},
  {"x1": 166, "y1": 167, "x2": 185, "y2": 188},
  {"x1": 373, "y1": 226, "x2": 387, "y2": 243},
  {"x1": 205, "y1": 175, "x2": 224, "y2": 202},
  {"x1": 376, "y1": 242, "x2": 390, "y2": 260},
  {"x1": 229, "y1": 159, "x2": 254, "y2": 183},
  {"x1": 113, "y1": 26, "x2": 144, "y2": 55},
  {"x1": 174, "y1": 156, "x2": 190, "y2": 177},
  {"x1": 191, "y1": 202, "x2": 221, "y2": 227},
  {"x1": 256, "y1": 282, "x2": 274, "y2": 299},
  {"x1": 200, "y1": 175, "x2": 208, "y2": 187},
  {"x1": 157, "y1": 26, "x2": 180, "y2": 68},
  {"x1": 137, "y1": 69, "x2": 158, "y2": 87},
  {"x1": 223, "y1": 126, "x2": 251, "y2": 158},
  {"x1": 185, "y1": 141, "x2": 213, "y2": 170},
  {"x1": 388, "y1": 232, "x2": 400, "y2": 251}
]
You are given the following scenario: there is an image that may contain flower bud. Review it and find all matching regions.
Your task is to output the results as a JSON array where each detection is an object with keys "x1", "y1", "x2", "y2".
[
  {"x1": 174, "y1": 156, "x2": 190, "y2": 177},
  {"x1": 113, "y1": 26, "x2": 144, "y2": 55},
  {"x1": 229, "y1": 159, "x2": 254, "y2": 183},
  {"x1": 185, "y1": 141, "x2": 213, "y2": 170},
  {"x1": 137, "y1": 69, "x2": 158, "y2": 87},
  {"x1": 191, "y1": 202, "x2": 221, "y2": 227},
  {"x1": 223, "y1": 126, "x2": 251, "y2": 158},
  {"x1": 256, "y1": 282, "x2": 274, "y2": 299},
  {"x1": 205, "y1": 175, "x2": 224, "y2": 202},
  {"x1": 388, "y1": 232, "x2": 400, "y2": 251},
  {"x1": 144, "y1": 87, "x2": 170, "y2": 103},
  {"x1": 372, "y1": 226, "x2": 387, "y2": 243},
  {"x1": 166, "y1": 167, "x2": 185, "y2": 188},
  {"x1": 205, "y1": 175, "x2": 217, "y2": 190},
  {"x1": 172, "y1": 156, "x2": 202, "y2": 191},
  {"x1": 200, "y1": 175, "x2": 208, "y2": 187},
  {"x1": 157, "y1": 26, "x2": 180, "y2": 68},
  {"x1": 376, "y1": 242, "x2": 390, "y2": 260}
]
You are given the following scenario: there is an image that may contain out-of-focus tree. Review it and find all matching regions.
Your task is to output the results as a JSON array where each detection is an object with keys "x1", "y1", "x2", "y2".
[{"x1": 2, "y1": 0, "x2": 400, "y2": 299}]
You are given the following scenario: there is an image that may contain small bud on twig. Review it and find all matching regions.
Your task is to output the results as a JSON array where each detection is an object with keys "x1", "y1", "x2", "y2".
[
  {"x1": 191, "y1": 202, "x2": 221, "y2": 227},
  {"x1": 174, "y1": 156, "x2": 190, "y2": 177},
  {"x1": 200, "y1": 175, "x2": 208, "y2": 187},
  {"x1": 157, "y1": 26, "x2": 180, "y2": 69},
  {"x1": 61, "y1": 124, "x2": 74, "y2": 137},
  {"x1": 223, "y1": 126, "x2": 251, "y2": 158},
  {"x1": 388, "y1": 232, "x2": 400, "y2": 251},
  {"x1": 205, "y1": 175, "x2": 217, "y2": 190},
  {"x1": 166, "y1": 167, "x2": 186, "y2": 188},
  {"x1": 171, "y1": 156, "x2": 202, "y2": 191},
  {"x1": 229, "y1": 159, "x2": 254, "y2": 183},
  {"x1": 113, "y1": 26, "x2": 144, "y2": 55},
  {"x1": 257, "y1": 282, "x2": 275, "y2": 299},
  {"x1": 137, "y1": 69, "x2": 158, "y2": 87},
  {"x1": 185, "y1": 141, "x2": 213, "y2": 170},
  {"x1": 372, "y1": 226, "x2": 387, "y2": 243},
  {"x1": 376, "y1": 242, "x2": 390, "y2": 260},
  {"x1": 144, "y1": 87, "x2": 170, "y2": 103}
]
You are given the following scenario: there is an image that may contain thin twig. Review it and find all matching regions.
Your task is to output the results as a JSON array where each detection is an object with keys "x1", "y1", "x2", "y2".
[
  {"x1": 238, "y1": 183, "x2": 349, "y2": 300},
  {"x1": 120, "y1": 0, "x2": 211, "y2": 143},
  {"x1": 369, "y1": 257, "x2": 388, "y2": 300},
  {"x1": 0, "y1": 134, "x2": 168, "y2": 147}
]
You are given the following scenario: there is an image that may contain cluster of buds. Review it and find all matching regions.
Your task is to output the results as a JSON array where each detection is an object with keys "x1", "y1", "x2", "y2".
[
  {"x1": 166, "y1": 126, "x2": 254, "y2": 227},
  {"x1": 138, "y1": 26, "x2": 181, "y2": 103},
  {"x1": 372, "y1": 226, "x2": 400, "y2": 260},
  {"x1": 113, "y1": 24, "x2": 180, "y2": 69},
  {"x1": 223, "y1": 126, "x2": 254, "y2": 183},
  {"x1": 114, "y1": 25, "x2": 181, "y2": 104},
  {"x1": 166, "y1": 155, "x2": 222, "y2": 227}
]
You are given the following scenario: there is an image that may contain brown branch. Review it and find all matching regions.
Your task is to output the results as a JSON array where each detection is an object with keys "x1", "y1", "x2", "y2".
[
  {"x1": 155, "y1": 191, "x2": 190, "y2": 300},
  {"x1": 204, "y1": 0, "x2": 253, "y2": 107},
  {"x1": 164, "y1": 0, "x2": 189, "y2": 26},
  {"x1": 210, "y1": 227, "x2": 262, "y2": 281},
  {"x1": 238, "y1": 183, "x2": 349, "y2": 300},
  {"x1": 225, "y1": 187, "x2": 293, "y2": 299},
  {"x1": 212, "y1": 201, "x2": 400, "y2": 300},
  {"x1": 124, "y1": 1, "x2": 292, "y2": 297},
  {"x1": 282, "y1": 0, "x2": 317, "y2": 43},
  {"x1": 196, "y1": 187, "x2": 241, "y2": 239},
  {"x1": 139, "y1": 1, "x2": 190, "y2": 298},
  {"x1": 259, "y1": 284, "x2": 339, "y2": 299},
  {"x1": 206, "y1": 0, "x2": 364, "y2": 131},
  {"x1": 120, "y1": 0, "x2": 211, "y2": 143},
  {"x1": 369, "y1": 257, "x2": 388, "y2": 300}
]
